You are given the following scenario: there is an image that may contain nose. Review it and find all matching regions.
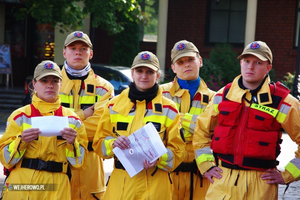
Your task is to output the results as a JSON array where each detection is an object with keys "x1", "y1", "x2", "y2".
[{"x1": 75, "y1": 50, "x2": 82, "y2": 55}]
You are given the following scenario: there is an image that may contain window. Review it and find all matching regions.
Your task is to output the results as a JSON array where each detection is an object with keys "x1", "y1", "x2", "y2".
[
  {"x1": 207, "y1": 0, "x2": 247, "y2": 45},
  {"x1": 139, "y1": 0, "x2": 158, "y2": 42}
]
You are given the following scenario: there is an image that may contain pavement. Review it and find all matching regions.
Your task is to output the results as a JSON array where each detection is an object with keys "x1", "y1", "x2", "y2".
[{"x1": 0, "y1": 109, "x2": 299, "y2": 199}]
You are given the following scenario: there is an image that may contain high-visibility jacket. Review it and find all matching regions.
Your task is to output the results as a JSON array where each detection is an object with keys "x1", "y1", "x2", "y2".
[
  {"x1": 0, "y1": 94, "x2": 88, "y2": 200},
  {"x1": 93, "y1": 87, "x2": 186, "y2": 200},
  {"x1": 161, "y1": 77, "x2": 215, "y2": 200},
  {"x1": 59, "y1": 66, "x2": 114, "y2": 199},
  {"x1": 194, "y1": 75, "x2": 300, "y2": 186},
  {"x1": 211, "y1": 81, "x2": 290, "y2": 170}
]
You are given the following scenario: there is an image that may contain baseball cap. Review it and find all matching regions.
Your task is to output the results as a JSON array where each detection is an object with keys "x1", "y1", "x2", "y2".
[
  {"x1": 64, "y1": 31, "x2": 93, "y2": 48},
  {"x1": 171, "y1": 40, "x2": 200, "y2": 63},
  {"x1": 237, "y1": 41, "x2": 273, "y2": 64},
  {"x1": 34, "y1": 60, "x2": 62, "y2": 81},
  {"x1": 131, "y1": 51, "x2": 160, "y2": 71}
]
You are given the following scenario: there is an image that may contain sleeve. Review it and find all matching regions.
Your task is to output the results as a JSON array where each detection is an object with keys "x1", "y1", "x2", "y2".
[
  {"x1": 65, "y1": 115, "x2": 88, "y2": 169},
  {"x1": 92, "y1": 101, "x2": 116, "y2": 159},
  {"x1": 0, "y1": 113, "x2": 28, "y2": 169},
  {"x1": 279, "y1": 95, "x2": 300, "y2": 183},
  {"x1": 156, "y1": 104, "x2": 186, "y2": 172},
  {"x1": 83, "y1": 81, "x2": 115, "y2": 141},
  {"x1": 193, "y1": 90, "x2": 221, "y2": 175}
]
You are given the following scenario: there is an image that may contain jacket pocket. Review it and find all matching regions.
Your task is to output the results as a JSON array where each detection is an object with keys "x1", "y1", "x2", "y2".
[
  {"x1": 211, "y1": 126, "x2": 235, "y2": 155},
  {"x1": 244, "y1": 130, "x2": 278, "y2": 160}
]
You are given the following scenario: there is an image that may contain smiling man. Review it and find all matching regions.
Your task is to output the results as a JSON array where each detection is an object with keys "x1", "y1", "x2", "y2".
[
  {"x1": 160, "y1": 40, "x2": 215, "y2": 200},
  {"x1": 193, "y1": 41, "x2": 300, "y2": 200},
  {"x1": 59, "y1": 31, "x2": 114, "y2": 200}
]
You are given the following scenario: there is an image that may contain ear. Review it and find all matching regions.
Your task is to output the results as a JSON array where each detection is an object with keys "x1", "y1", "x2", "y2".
[
  {"x1": 63, "y1": 49, "x2": 67, "y2": 59},
  {"x1": 171, "y1": 64, "x2": 176, "y2": 73},
  {"x1": 267, "y1": 64, "x2": 272, "y2": 74},
  {"x1": 89, "y1": 49, "x2": 93, "y2": 60},
  {"x1": 199, "y1": 57, "x2": 203, "y2": 68}
]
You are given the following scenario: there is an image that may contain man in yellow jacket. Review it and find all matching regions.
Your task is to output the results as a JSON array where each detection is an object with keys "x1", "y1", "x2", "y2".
[
  {"x1": 160, "y1": 40, "x2": 215, "y2": 200},
  {"x1": 59, "y1": 31, "x2": 114, "y2": 199},
  {"x1": 193, "y1": 41, "x2": 300, "y2": 200}
]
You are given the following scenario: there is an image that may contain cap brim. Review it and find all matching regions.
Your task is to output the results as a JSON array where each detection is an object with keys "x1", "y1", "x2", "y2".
[
  {"x1": 237, "y1": 53, "x2": 268, "y2": 62},
  {"x1": 65, "y1": 38, "x2": 92, "y2": 48},
  {"x1": 35, "y1": 73, "x2": 62, "y2": 81},
  {"x1": 172, "y1": 52, "x2": 197, "y2": 63},
  {"x1": 131, "y1": 64, "x2": 158, "y2": 71}
]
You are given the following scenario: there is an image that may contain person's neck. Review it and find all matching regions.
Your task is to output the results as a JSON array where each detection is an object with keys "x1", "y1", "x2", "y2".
[{"x1": 242, "y1": 80, "x2": 262, "y2": 90}]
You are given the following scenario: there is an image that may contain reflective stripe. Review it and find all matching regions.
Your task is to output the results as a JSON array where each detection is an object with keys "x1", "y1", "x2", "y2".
[
  {"x1": 59, "y1": 93, "x2": 74, "y2": 106},
  {"x1": 68, "y1": 117, "x2": 81, "y2": 131},
  {"x1": 157, "y1": 148, "x2": 173, "y2": 171},
  {"x1": 285, "y1": 158, "x2": 300, "y2": 179},
  {"x1": 66, "y1": 144, "x2": 85, "y2": 165},
  {"x1": 250, "y1": 103, "x2": 278, "y2": 117},
  {"x1": 4, "y1": 142, "x2": 26, "y2": 165},
  {"x1": 196, "y1": 154, "x2": 215, "y2": 166},
  {"x1": 213, "y1": 95, "x2": 222, "y2": 113},
  {"x1": 276, "y1": 103, "x2": 291, "y2": 123},
  {"x1": 195, "y1": 147, "x2": 214, "y2": 165},
  {"x1": 102, "y1": 136, "x2": 115, "y2": 157}
]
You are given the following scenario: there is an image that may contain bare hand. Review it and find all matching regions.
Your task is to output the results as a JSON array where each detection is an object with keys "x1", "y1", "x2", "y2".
[
  {"x1": 143, "y1": 159, "x2": 157, "y2": 170},
  {"x1": 113, "y1": 136, "x2": 130, "y2": 150},
  {"x1": 61, "y1": 127, "x2": 77, "y2": 144},
  {"x1": 83, "y1": 105, "x2": 95, "y2": 119},
  {"x1": 203, "y1": 166, "x2": 223, "y2": 183},
  {"x1": 261, "y1": 169, "x2": 285, "y2": 184},
  {"x1": 21, "y1": 128, "x2": 41, "y2": 143}
]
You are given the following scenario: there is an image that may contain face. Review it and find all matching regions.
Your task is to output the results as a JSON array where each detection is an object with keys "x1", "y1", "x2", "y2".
[
  {"x1": 240, "y1": 55, "x2": 272, "y2": 90},
  {"x1": 63, "y1": 41, "x2": 93, "y2": 70},
  {"x1": 33, "y1": 75, "x2": 62, "y2": 103},
  {"x1": 171, "y1": 55, "x2": 202, "y2": 81},
  {"x1": 131, "y1": 67, "x2": 160, "y2": 92}
]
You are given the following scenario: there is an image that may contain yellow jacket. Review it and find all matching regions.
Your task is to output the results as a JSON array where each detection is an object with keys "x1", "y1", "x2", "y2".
[
  {"x1": 59, "y1": 66, "x2": 114, "y2": 199},
  {"x1": 93, "y1": 87, "x2": 185, "y2": 199},
  {"x1": 193, "y1": 75, "x2": 300, "y2": 184},
  {"x1": 0, "y1": 94, "x2": 88, "y2": 200}
]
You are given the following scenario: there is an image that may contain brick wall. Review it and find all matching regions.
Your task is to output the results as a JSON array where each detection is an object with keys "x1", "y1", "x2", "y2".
[{"x1": 92, "y1": 0, "x2": 298, "y2": 81}]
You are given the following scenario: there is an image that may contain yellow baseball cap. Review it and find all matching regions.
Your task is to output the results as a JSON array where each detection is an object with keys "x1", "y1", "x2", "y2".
[
  {"x1": 131, "y1": 51, "x2": 160, "y2": 71},
  {"x1": 64, "y1": 31, "x2": 93, "y2": 48},
  {"x1": 171, "y1": 40, "x2": 200, "y2": 63},
  {"x1": 237, "y1": 41, "x2": 273, "y2": 64},
  {"x1": 34, "y1": 60, "x2": 62, "y2": 81}
]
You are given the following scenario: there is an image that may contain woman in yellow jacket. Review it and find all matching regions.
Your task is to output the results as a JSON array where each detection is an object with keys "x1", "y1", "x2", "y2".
[
  {"x1": 0, "y1": 60, "x2": 88, "y2": 200},
  {"x1": 93, "y1": 51, "x2": 186, "y2": 200}
]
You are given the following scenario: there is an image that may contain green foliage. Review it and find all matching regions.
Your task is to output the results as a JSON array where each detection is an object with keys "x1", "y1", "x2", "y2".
[
  {"x1": 280, "y1": 72, "x2": 295, "y2": 92},
  {"x1": 209, "y1": 43, "x2": 240, "y2": 85},
  {"x1": 143, "y1": 0, "x2": 158, "y2": 35},
  {"x1": 109, "y1": 16, "x2": 140, "y2": 67},
  {"x1": 12, "y1": 0, "x2": 147, "y2": 35},
  {"x1": 13, "y1": 0, "x2": 85, "y2": 32},
  {"x1": 200, "y1": 58, "x2": 224, "y2": 91}
]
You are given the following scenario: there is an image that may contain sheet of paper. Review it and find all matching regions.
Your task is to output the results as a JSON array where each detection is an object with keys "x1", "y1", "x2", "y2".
[
  {"x1": 113, "y1": 122, "x2": 167, "y2": 178},
  {"x1": 31, "y1": 116, "x2": 69, "y2": 137}
]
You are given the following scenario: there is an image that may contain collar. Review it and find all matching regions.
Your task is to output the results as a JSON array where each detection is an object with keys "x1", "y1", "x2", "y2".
[
  {"x1": 31, "y1": 94, "x2": 61, "y2": 114},
  {"x1": 177, "y1": 77, "x2": 200, "y2": 90},
  {"x1": 226, "y1": 75, "x2": 272, "y2": 105},
  {"x1": 112, "y1": 87, "x2": 164, "y2": 116},
  {"x1": 60, "y1": 67, "x2": 97, "y2": 95}
]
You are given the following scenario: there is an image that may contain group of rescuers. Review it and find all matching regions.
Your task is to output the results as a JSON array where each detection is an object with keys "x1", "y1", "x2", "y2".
[{"x1": 0, "y1": 30, "x2": 299, "y2": 200}]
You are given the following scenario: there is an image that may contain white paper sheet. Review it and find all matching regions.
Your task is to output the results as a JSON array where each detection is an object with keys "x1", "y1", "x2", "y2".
[
  {"x1": 113, "y1": 123, "x2": 167, "y2": 178},
  {"x1": 31, "y1": 116, "x2": 69, "y2": 137}
]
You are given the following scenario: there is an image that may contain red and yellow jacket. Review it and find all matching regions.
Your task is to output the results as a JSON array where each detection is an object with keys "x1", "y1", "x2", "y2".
[{"x1": 194, "y1": 75, "x2": 300, "y2": 183}]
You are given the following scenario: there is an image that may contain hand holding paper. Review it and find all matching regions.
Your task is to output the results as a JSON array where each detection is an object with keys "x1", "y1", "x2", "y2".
[
  {"x1": 113, "y1": 123, "x2": 167, "y2": 177},
  {"x1": 31, "y1": 116, "x2": 69, "y2": 137}
]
